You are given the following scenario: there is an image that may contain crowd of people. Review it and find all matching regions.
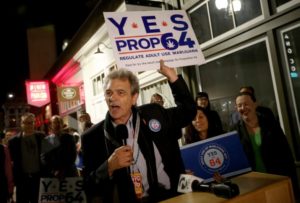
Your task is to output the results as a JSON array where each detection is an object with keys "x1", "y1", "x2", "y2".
[
  {"x1": 0, "y1": 111, "x2": 94, "y2": 203},
  {"x1": 0, "y1": 61, "x2": 298, "y2": 202}
]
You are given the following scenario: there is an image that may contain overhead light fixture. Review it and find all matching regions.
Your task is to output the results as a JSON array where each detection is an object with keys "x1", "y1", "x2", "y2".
[
  {"x1": 215, "y1": 0, "x2": 228, "y2": 10},
  {"x1": 94, "y1": 42, "x2": 112, "y2": 54},
  {"x1": 94, "y1": 46, "x2": 104, "y2": 54}
]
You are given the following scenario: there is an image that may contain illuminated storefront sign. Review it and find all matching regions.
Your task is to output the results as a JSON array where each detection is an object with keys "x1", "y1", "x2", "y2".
[
  {"x1": 26, "y1": 80, "x2": 51, "y2": 107},
  {"x1": 57, "y1": 86, "x2": 80, "y2": 102}
]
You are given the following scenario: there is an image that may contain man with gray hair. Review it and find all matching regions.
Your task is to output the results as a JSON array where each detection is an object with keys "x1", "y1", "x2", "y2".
[{"x1": 82, "y1": 60, "x2": 196, "y2": 203}]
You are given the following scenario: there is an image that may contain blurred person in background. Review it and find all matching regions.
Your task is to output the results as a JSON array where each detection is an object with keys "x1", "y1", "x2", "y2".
[
  {"x1": 8, "y1": 113, "x2": 45, "y2": 203},
  {"x1": 1, "y1": 130, "x2": 17, "y2": 146},
  {"x1": 0, "y1": 132, "x2": 14, "y2": 203},
  {"x1": 79, "y1": 112, "x2": 94, "y2": 133},
  {"x1": 41, "y1": 115, "x2": 78, "y2": 178},
  {"x1": 150, "y1": 93, "x2": 164, "y2": 107},
  {"x1": 195, "y1": 92, "x2": 223, "y2": 134}
]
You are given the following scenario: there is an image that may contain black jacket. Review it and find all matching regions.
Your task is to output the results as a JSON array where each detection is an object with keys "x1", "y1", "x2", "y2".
[
  {"x1": 81, "y1": 76, "x2": 196, "y2": 203},
  {"x1": 8, "y1": 132, "x2": 45, "y2": 185},
  {"x1": 234, "y1": 114, "x2": 297, "y2": 190},
  {"x1": 41, "y1": 133, "x2": 78, "y2": 178},
  {"x1": 0, "y1": 145, "x2": 9, "y2": 202}
]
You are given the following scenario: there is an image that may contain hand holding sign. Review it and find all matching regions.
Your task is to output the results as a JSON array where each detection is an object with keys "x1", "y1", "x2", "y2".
[{"x1": 158, "y1": 59, "x2": 178, "y2": 83}]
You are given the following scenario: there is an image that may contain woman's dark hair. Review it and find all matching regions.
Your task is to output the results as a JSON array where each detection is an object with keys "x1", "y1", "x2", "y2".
[
  {"x1": 184, "y1": 106, "x2": 217, "y2": 144},
  {"x1": 83, "y1": 121, "x2": 93, "y2": 131}
]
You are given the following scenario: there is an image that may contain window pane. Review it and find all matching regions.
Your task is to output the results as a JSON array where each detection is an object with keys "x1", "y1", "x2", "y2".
[
  {"x1": 234, "y1": 0, "x2": 262, "y2": 26},
  {"x1": 273, "y1": 0, "x2": 293, "y2": 7},
  {"x1": 208, "y1": 0, "x2": 234, "y2": 37},
  {"x1": 183, "y1": 0, "x2": 205, "y2": 5},
  {"x1": 190, "y1": 5, "x2": 212, "y2": 44},
  {"x1": 198, "y1": 41, "x2": 276, "y2": 131}
]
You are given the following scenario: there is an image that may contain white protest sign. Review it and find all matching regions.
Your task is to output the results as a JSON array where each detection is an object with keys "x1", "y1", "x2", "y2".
[
  {"x1": 104, "y1": 10, "x2": 205, "y2": 72},
  {"x1": 39, "y1": 177, "x2": 86, "y2": 203}
]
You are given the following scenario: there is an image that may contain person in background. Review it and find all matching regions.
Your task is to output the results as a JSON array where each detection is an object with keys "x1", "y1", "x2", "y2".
[
  {"x1": 81, "y1": 60, "x2": 196, "y2": 203},
  {"x1": 0, "y1": 132, "x2": 14, "y2": 203},
  {"x1": 41, "y1": 115, "x2": 78, "y2": 178},
  {"x1": 79, "y1": 112, "x2": 94, "y2": 133},
  {"x1": 66, "y1": 127, "x2": 81, "y2": 153},
  {"x1": 240, "y1": 86, "x2": 276, "y2": 122},
  {"x1": 184, "y1": 106, "x2": 222, "y2": 144},
  {"x1": 195, "y1": 92, "x2": 223, "y2": 134},
  {"x1": 150, "y1": 93, "x2": 164, "y2": 107},
  {"x1": 8, "y1": 113, "x2": 45, "y2": 203},
  {"x1": 1, "y1": 130, "x2": 16, "y2": 146},
  {"x1": 230, "y1": 86, "x2": 276, "y2": 127},
  {"x1": 83, "y1": 121, "x2": 93, "y2": 131},
  {"x1": 65, "y1": 126, "x2": 84, "y2": 175},
  {"x1": 233, "y1": 92, "x2": 298, "y2": 194}
]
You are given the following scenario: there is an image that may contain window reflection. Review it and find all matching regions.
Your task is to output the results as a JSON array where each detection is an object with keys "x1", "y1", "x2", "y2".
[
  {"x1": 198, "y1": 41, "x2": 277, "y2": 131},
  {"x1": 189, "y1": 0, "x2": 262, "y2": 44},
  {"x1": 208, "y1": 0, "x2": 234, "y2": 37},
  {"x1": 190, "y1": 5, "x2": 212, "y2": 44},
  {"x1": 234, "y1": 0, "x2": 261, "y2": 26},
  {"x1": 274, "y1": 0, "x2": 293, "y2": 7}
]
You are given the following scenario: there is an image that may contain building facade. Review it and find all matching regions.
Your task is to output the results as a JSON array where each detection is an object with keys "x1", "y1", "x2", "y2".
[{"x1": 46, "y1": 0, "x2": 300, "y2": 184}]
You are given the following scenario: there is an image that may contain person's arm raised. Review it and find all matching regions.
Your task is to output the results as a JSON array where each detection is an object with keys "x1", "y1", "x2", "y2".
[{"x1": 158, "y1": 59, "x2": 178, "y2": 83}]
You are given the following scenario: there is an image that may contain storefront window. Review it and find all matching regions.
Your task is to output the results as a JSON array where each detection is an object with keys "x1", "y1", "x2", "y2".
[
  {"x1": 273, "y1": 0, "x2": 293, "y2": 7},
  {"x1": 208, "y1": 0, "x2": 234, "y2": 37},
  {"x1": 233, "y1": 0, "x2": 261, "y2": 26},
  {"x1": 190, "y1": 4, "x2": 212, "y2": 44},
  {"x1": 92, "y1": 73, "x2": 105, "y2": 96},
  {"x1": 197, "y1": 40, "x2": 277, "y2": 131},
  {"x1": 189, "y1": 0, "x2": 262, "y2": 44}
]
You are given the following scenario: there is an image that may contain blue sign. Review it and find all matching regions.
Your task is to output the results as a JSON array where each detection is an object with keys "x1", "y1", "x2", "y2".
[{"x1": 180, "y1": 131, "x2": 251, "y2": 183}]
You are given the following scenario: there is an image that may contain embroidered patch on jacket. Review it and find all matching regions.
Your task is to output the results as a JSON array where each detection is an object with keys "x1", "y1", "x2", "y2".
[{"x1": 148, "y1": 119, "x2": 161, "y2": 132}]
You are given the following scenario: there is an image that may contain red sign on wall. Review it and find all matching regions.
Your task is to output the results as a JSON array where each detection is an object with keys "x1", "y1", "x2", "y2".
[{"x1": 26, "y1": 80, "x2": 51, "y2": 107}]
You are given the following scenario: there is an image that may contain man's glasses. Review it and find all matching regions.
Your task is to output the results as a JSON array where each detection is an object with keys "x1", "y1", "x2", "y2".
[{"x1": 22, "y1": 121, "x2": 35, "y2": 125}]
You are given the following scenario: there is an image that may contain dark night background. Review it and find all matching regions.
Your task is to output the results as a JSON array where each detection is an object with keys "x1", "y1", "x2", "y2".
[{"x1": 1, "y1": 0, "x2": 98, "y2": 106}]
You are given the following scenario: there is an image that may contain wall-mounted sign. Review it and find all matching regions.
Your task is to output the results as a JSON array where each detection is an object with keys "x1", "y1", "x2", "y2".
[
  {"x1": 104, "y1": 10, "x2": 205, "y2": 72},
  {"x1": 26, "y1": 80, "x2": 51, "y2": 107},
  {"x1": 283, "y1": 32, "x2": 298, "y2": 78},
  {"x1": 57, "y1": 86, "x2": 80, "y2": 102}
]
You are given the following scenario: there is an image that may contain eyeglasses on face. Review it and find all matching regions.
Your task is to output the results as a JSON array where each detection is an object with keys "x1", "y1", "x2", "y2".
[{"x1": 22, "y1": 121, "x2": 35, "y2": 125}]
